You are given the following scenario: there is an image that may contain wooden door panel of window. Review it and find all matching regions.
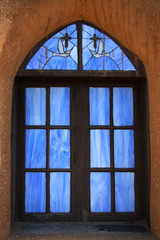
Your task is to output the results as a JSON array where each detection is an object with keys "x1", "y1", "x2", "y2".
[{"x1": 16, "y1": 78, "x2": 143, "y2": 222}]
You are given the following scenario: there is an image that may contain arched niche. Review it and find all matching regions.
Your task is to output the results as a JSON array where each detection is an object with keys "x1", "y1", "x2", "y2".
[{"x1": 12, "y1": 21, "x2": 149, "y2": 227}]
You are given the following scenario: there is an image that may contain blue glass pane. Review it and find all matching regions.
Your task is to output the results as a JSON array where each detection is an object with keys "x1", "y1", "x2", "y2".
[
  {"x1": 25, "y1": 172, "x2": 46, "y2": 213},
  {"x1": 90, "y1": 173, "x2": 111, "y2": 212},
  {"x1": 26, "y1": 88, "x2": 46, "y2": 125},
  {"x1": 104, "y1": 38, "x2": 117, "y2": 52},
  {"x1": 50, "y1": 172, "x2": 70, "y2": 213},
  {"x1": 82, "y1": 43, "x2": 92, "y2": 66},
  {"x1": 25, "y1": 129, "x2": 46, "y2": 168},
  {"x1": 65, "y1": 24, "x2": 77, "y2": 39},
  {"x1": 113, "y1": 87, "x2": 133, "y2": 126},
  {"x1": 26, "y1": 24, "x2": 78, "y2": 70},
  {"x1": 90, "y1": 130, "x2": 110, "y2": 168},
  {"x1": 82, "y1": 24, "x2": 135, "y2": 71},
  {"x1": 50, "y1": 130, "x2": 70, "y2": 169},
  {"x1": 115, "y1": 172, "x2": 135, "y2": 212},
  {"x1": 83, "y1": 55, "x2": 120, "y2": 70},
  {"x1": 114, "y1": 130, "x2": 134, "y2": 168},
  {"x1": 50, "y1": 87, "x2": 70, "y2": 125},
  {"x1": 60, "y1": 24, "x2": 77, "y2": 36},
  {"x1": 90, "y1": 87, "x2": 110, "y2": 125},
  {"x1": 83, "y1": 24, "x2": 101, "y2": 39}
]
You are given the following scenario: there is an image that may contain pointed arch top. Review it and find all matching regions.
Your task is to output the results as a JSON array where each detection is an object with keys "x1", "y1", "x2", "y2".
[{"x1": 18, "y1": 21, "x2": 145, "y2": 76}]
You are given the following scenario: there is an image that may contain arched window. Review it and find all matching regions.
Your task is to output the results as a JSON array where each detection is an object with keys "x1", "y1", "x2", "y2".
[
  {"x1": 15, "y1": 21, "x2": 148, "y2": 222},
  {"x1": 25, "y1": 23, "x2": 135, "y2": 71},
  {"x1": 18, "y1": 21, "x2": 145, "y2": 75}
]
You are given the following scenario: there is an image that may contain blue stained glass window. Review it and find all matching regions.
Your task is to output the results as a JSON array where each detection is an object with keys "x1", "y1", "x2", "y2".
[
  {"x1": 23, "y1": 23, "x2": 139, "y2": 215},
  {"x1": 25, "y1": 172, "x2": 46, "y2": 213},
  {"x1": 26, "y1": 24, "x2": 78, "y2": 70},
  {"x1": 113, "y1": 87, "x2": 133, "y2": 126},
  {"x1": 25, "y1": 22, "x2": 136, "y2": 71},
  {"x1": 82, "y1": 24, "x2": 135, "y2": 71},
  {"x1": 90, "y1": 87, "x2": 110, "y2": 125},
  {"x1": 115, "y1": 172, "x2": 135, "y2": 212},
  {"x1": 50, "y1": 130, "x2": 70, "y2": 169},
  {"x1": 114, "y1": 130, "x2": 134, "y2": 168},
  {"x1": 26, "y1": 88, "x2": 46, "y2": 125},
  {"x1": 90, "y1": 130, "x2": 110, "y2": 168},
  {"x1": 25, "y1": 129, "x2": 46, "y2": 168},
  {"x1": 50, "y1": 172, "x2": 70, "y2": 213},
  {"x1": 50, "y1": 87, "x2": 70, "y2": 125},
  {"x1": 90, "y1": 172, "x2": 111, "y2": 212}
]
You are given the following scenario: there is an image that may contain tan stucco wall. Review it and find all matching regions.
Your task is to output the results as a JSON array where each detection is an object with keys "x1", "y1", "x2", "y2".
[{"x1": 0, "y1": 0, "x2": 160, "y2": 239}]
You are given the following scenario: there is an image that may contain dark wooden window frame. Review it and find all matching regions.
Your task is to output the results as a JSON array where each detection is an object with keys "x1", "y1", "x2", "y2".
[
  {"x1": 12, "y1": 21, "x2": 150, "y2": 224},
  {"x1": 15, "y1": 76, "x2": 146, "y2": 222}
]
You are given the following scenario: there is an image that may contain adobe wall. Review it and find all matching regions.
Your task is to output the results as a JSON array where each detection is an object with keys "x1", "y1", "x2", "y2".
[{"x1": 0, "y1": 0, "x2": 159, "y2": 239}]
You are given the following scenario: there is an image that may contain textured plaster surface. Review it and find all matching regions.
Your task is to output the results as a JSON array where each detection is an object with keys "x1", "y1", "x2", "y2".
[{"x1": 0, "y1": 0, "x2": 160, "y2": 240}]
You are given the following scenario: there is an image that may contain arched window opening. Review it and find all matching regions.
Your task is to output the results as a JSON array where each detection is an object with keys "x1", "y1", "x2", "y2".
[
  {"x1": 25, "y1": 23, "x2": 135, "y2": 71},
  {"x1": 18, "y1": 21, "x2": 146, "y2": 76},
  {"x1": 14, "y1": 21, "x2": 149, "y2": 224}
]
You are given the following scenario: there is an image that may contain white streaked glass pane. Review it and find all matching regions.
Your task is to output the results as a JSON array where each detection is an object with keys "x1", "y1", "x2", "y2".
[
  {"x1": 25, "y1": 129, "x2": 46, "y2": 168},
  {"x1": 90, "y1": 87, "x2": 110, "y2": 125},
  {"x1": 50, "y1": 87, "x2": 70, "y2": 125},
  {"x1": 26, "y1": 88, "x2": 46, "y2": 125},
  {"x1": 90, "y1": 130, "x2": 110, "y2": 168},
  {"x1": 113, "y1": 87, "x2": 133, "y2": 126},
  {"x1": 50, "y1": 172, "x2": 70, "y2": 213},
  {"x1": 25, "y1": 172, "x2": 46, "y2": 213},
  {"x1": 90, "y1": 172, "x2": 111, "y2": 212},
  {"x1": 50, "y1": 130, "x2": 70, "y2": 169},
  {"x1": 114, "y1": 130, "x2": 134, "y2": 168},
  {"x1": 115, "y1": 172, "x2": 135, "y2": 212}
]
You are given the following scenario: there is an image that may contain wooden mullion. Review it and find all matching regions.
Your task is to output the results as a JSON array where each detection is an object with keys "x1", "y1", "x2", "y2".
[
  {"x1": 17, "y1": 70, "x2": 142, "y2": 78},
  {"x1": 25, "y1": 169, "x2": 47, "y2": 172},
  {"x1": 89, "y1": 125, "x2": 135, "y2": 130},
  {"x1": 72, "y1": 79, "x2": 90, "y2": 221},
  {"x1": 89, "y1": 168, "x2": 135, "y2": 172},
  {"x1": 110, "y1": 87, "x2": 115, "y2": 213},
  {"x1": 25, "y1": 126, "x2": 71, "y2": 130},
  {"x1": 22, "y1": 86, "x2": 26, "y2": 217},
  {"x1": 69, "y1": 83, "x2": 73, "y2": 214},
  {"x1": 81, "y1": 79, "x2": 90, "y2": 221},
  {"x1": 77, "y1": 22, "x2": 82, "y2": 70},
  {"x1": 46, "y1": 87, "x2": 50, "y2": 213},
  {"x1": 24, "y1": 169, "x2": 71, "y2": 172},
  {"x1": 111, "y1": 172, "x2": 115, "y2": 213},
  {"x1": 110, "y1": 87, "x2": 113, "y2": 168},
  {"x1": 17, "y1": 84, "x2": 26, "y2": 219}
]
